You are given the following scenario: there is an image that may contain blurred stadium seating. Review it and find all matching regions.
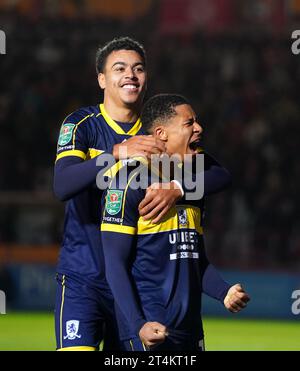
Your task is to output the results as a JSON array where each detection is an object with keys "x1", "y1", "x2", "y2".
[{"x1": 0, "y1": 0, "x2": 299, "y2": 315}]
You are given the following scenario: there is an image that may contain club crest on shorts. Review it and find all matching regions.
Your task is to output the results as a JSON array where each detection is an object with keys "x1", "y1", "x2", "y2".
[
  {"x1": 106, "y1": 190, "x2": 123, "y2": 215},
  {"x1": 64, "y1": 320, "x2": 82, "y2": 340},
  {"x1": 178, "y1": 207, "x2": 188, "y2": 227}
]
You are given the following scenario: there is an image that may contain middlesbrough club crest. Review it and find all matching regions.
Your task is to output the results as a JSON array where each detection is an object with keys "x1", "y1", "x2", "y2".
[
  {"x1": 178, "y1": 207, "x2": 188, "y2": 226},
  {"x1": 64, "y1": 320, "x2": 82, "y2": 340}
]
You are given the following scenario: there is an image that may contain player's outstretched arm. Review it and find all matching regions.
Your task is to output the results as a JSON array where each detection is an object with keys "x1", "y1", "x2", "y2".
[
  {"x1": 202, "y1": 264, "x2": 231, "y2": 302},
  {"x1": 223, "y1": 284, "x2": 250, "y2": 313},
  {"x1": 199, "y1": 246, "x2": 232, "y2": 302}
]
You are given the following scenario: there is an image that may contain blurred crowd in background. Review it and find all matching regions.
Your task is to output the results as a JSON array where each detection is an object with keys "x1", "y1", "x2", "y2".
[{"x1": 0, "y1": 0, "x2": 299, "y2": 271}]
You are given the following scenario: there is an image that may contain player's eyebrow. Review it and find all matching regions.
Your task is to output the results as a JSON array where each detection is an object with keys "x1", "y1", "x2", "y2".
[
  {"x1": 132, "y1": 62, "x2": 145, "y2": 68},
  {"x1": 111, "y1": 61, "x2": 126, "y2": 68},
  {"x1": 111, "y1": 61, "x2": 144, "y2": 68},
  {"x1": 184, "y1": 117, "x2": 195, "y2": 125}
]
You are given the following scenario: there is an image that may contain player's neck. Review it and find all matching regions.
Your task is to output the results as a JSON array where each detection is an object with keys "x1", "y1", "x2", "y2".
[{"x1": 102, "y1": 99, "x2": 141, "y2": 123}]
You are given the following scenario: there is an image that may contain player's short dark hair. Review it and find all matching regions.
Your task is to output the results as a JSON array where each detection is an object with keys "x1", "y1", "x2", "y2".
[
  {"x1": 141, "y1": 94, "x2": 189, "y2": 134},
  {"x1": 95, "y1": 37, "x2": 146, "y2": 74}
]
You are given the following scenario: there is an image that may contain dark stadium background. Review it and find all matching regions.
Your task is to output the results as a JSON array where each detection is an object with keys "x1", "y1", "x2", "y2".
[{"x1": 0, "y1": 0, "x2": 299, "y2": 350}]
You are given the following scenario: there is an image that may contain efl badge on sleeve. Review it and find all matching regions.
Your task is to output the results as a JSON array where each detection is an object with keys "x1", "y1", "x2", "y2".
[
  {"x1": 106, "y1": 190, "x2": 123, "y2": 215},
  {"x1": 58, "y1": 123, "x2": 75, "y2": 146}
]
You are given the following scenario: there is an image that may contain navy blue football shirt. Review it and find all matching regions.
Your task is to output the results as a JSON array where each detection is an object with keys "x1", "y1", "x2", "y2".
[
  {"x1": 100, "y1": 160, "x2": 230, "y2": 341},
  {"x1": 55, "y1": 103, "x2": 145, "y2": 288}
]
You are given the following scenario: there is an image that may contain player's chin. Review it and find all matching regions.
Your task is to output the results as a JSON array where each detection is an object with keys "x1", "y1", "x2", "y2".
[
  {"x1": 122, "y1": 95, "x2": 142, "y2": 106},
  {"x1": 121, "y1": 89, "x2": 141, "y2": 98}
]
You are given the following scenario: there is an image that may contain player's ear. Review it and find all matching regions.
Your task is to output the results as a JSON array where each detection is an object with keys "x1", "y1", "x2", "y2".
[
  {"x1": 154, "y1": 126, "x2": 168, "y2": 141},
  {"x1": 98, "y1": 73, "x2": 106, "y2": 89}
]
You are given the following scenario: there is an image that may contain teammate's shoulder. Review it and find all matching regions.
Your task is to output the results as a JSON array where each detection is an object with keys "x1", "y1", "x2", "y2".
[{"x1": 62, "y1": 105, "x2": 100, "y2": 125}]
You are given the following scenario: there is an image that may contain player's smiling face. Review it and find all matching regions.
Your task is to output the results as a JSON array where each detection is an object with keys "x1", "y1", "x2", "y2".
[
  {"x1": 98, "y1": 50, "x2": 147, "y2": 108},
  {"x1": 155, "y1": 104, "x2": 203, "y2": 161}
]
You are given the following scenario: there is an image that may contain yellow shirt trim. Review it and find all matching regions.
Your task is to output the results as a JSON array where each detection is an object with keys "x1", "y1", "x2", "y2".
[
  {"x1": 72, "y1": 114, "x2": 94, "y2": 146},
  {"x1": 101, "y1": 223, "x2": 136, "y2": 235},
  {"x1": 121, "y1": 170, "x2": 141, "y2": 219},
  {"x1": 103, "y1": 160, "x2": 124, "y2": 179},
  {"x1": 87, "y1": 148, "x2": 104, "y2": 160},
  {"x1": 56, "y1": 149, "x2": 86, "y2": 162},
  {"x1": 99, "y1": 104, "x2": 142, "y2": 136},
  {"x1": 137, "y1": 205, "x2": 203, "y2": 235},
  {"x1": 57, "y1": 346, "x2": 96, "y2": 351}
]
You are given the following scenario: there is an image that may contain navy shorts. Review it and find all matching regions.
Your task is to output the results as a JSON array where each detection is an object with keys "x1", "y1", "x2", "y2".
[{"x1": 55, "y1": 273, "x2": 122, "y2": 351}]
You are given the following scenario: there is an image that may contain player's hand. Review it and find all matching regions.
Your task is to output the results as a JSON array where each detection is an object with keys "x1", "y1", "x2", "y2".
[
  {"x1": 139, "y1": 182, "x2": 183, "y2": 223},
  {"x1": 139, "y1": 321, "x2": 168, "y2": 348},
  {"x1": 112, "y1": 135, "x2": 166, "y2": 160},
  {"x1": 224, "y1": 283, "x2": 250, "y2": 313}
]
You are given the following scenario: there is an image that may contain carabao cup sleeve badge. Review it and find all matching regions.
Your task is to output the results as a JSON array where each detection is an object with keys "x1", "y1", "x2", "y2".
[
  {"x1": 105, "y1": 190, "x2": 124, "y2": 215},
  {"x1": 58, "y1": 123, "x2": 75, "y2": 146}
]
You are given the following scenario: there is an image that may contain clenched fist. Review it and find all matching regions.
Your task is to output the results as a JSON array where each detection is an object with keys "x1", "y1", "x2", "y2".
[
  {"x1": 224, "y1": 284, "x2": 250, "y2": 313},
  {"x1": 139, "y1": 321, "x2": 168, "y2": 348}
]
